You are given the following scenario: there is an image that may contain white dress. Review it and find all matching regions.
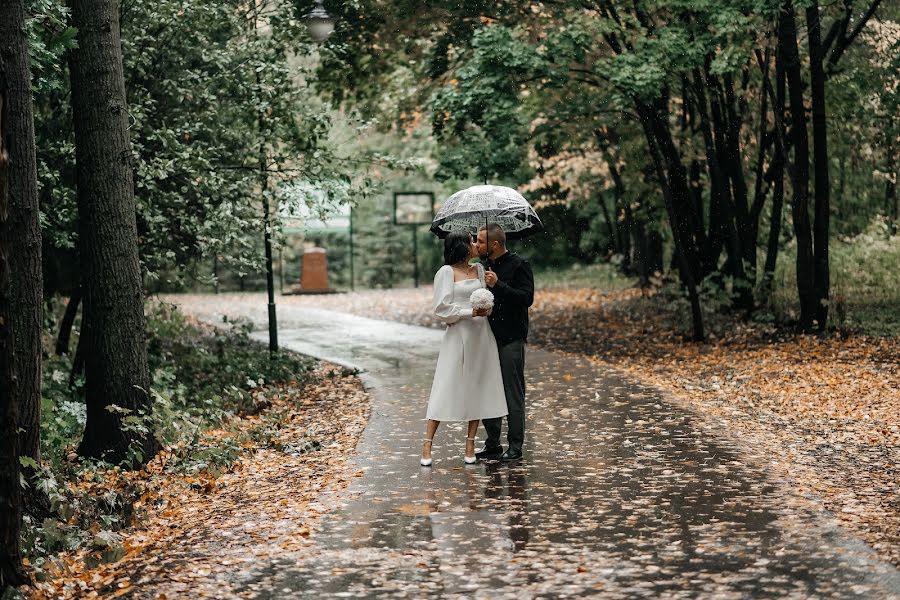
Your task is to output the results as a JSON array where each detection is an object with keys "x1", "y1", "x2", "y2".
[{"x1": 425, "y1": 264, "x2": 508, "y2": 422}]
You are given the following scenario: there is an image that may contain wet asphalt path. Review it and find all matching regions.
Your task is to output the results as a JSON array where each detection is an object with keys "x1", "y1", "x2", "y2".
[{"x1": 172, "y1": 297, "x2": 900, "y2": 599}]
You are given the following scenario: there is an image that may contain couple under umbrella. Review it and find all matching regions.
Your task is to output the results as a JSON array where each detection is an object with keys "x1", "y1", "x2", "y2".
[{"x1": 420, "y1": 185, "x2": 542, "y2": 466}]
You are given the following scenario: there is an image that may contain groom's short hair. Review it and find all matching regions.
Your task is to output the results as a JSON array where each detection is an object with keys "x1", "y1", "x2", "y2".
[{"x1": 479, "y1": 223, "x2": 506, "y2": 247}]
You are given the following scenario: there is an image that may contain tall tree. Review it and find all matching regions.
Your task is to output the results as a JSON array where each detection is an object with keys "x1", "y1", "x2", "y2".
[
  {"x1": 68, "y1": 0, "x2": 158, "y2": 464},
  {"x1": 0, "y1": 18, "x2": 27, "y2": 586},
  {"x1": 762, "y1": 47, "x2": 787, "y2": 299},
  {"x1": 1, "y1": 0, "x2": 45, "y2": 513},
  {"x1": 806, "y1": 0, "x2": 831, "y2": 330},
  {"x1": 779, "y1": 1, "x2": 816, "y2": 330},
  {"x1": 635, "y1": 96, "x2": 706, "y2": 340},
  {"x1": 780, "y1": 0, "x2": 881, "y2": 329}
]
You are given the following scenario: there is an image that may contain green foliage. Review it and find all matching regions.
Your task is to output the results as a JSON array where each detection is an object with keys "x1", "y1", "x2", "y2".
[
  {"x1": 316, "y1": 0, "x2": 900, "y2": 336},
  {"x1": 430, "y1": 25, "x2": 537, "y2": 181},
  {"x1": 311, "y1": 0, "x2": 523, "y2": 121},
  {"x1": 27, "y1": 0, "x2": 375, "y2": 295},
  {"x1": 276, "y1": 120, "x2": 470, "y2": 290},
  {"x1": 769, "y1": 217, "x2": 900, "y2": 334},
  {"x1": 146, "y1": 303, "x2": 313, "y2": 417},
  {"x1": 26, "y1": 303, "x2": 315, "y2": 575},
  {"x1": 24, "y1": 0, "x2": 76, "y2": 95},
  {"x1": 25, "y1": 0, "x2": 78, "y2": 277},
  {"x1": 656, "y1": 272, "x2": 744, "y2": 338},
  {"x1": 39, "y1": 356, "x2": 86, "y2": 465}
]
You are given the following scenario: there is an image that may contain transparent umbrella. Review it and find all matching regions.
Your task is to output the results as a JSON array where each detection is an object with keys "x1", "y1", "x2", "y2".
[{"x1": 429, "y1": 185, "x2": 544, "y2": 242}]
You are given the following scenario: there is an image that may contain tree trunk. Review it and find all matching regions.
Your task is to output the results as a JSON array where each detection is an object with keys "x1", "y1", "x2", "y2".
[
  {"x1": 600, "y1": 146, "x2": 632, "y2": 272},
  {"x1": 705, "y1": 69, "x2": 753, "y2": 310},
  {"x1": 722, "y1": 72, "x2": 755, "y2": 280},
  {"x1": 640, "y1": 225, "x2": 665, "y2": 282},
  {"x1": 678, "y1": 82, "x2": 708, "y2": 260},
  {"x1": 763, "y1": 164, "x2": 786, "y2": 300},
  {"x1": 637, "y1": 98, "x2": 705, "y2": 340},
  {"x1": 691, "y1": 69, "x2": 732, "y2": 278},
  {"x1": 887, "y1": 135, "x2": 897, "y2": 229},
  {"x1": 1, "y1": 0, "x2": 43, "y2": 487},
  {"x1": 55, "y1": 287, "x2": 82, "y2": 356},
  {"x1": 633, "y1": 221, "x2": 663, "y2": 289},
  {"x1": 69, "y1": 325, "x2": 86, "y2": 388},
  {"x1": 648, "y1": 229, "x2": 664, "y2": 276},
  {"x1": 598, "y1": 192, "x2": 618, "y2": 254},
  {"x1": 632, "y1": 218, "x2": 650, "y2": 287},
  {"x1": 1, "y1": 0, "x2": 50, "y2": 523},
  {"x1": 0, "y1": 40, "x2": 28, "y2": 590},
  {"x1": 762, "y1": 51, "x2": 788, "y2": 299},
  {"x1": 779, "y1": 2, "x2": 816, "y2": 330},
  {"x1": 749, "y1": 49, "x2": 772, "y2": 262},
  {"x1": 618, "y1": 199, "x2": 635, "y2": 275},
  {"x1": 688, "y1": 159, "x2": 704, "y2": 240},
  {"x1": 69, "y1": 0, "x2": 158, "y2": 465},
  {"x1": 806, "y1": 0, "x2": 831, "y2": 330}
]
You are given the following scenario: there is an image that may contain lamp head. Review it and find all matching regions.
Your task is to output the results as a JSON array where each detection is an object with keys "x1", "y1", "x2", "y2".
[{"x1": 306, "y1": 1, "x2": 336, "y2": 42}]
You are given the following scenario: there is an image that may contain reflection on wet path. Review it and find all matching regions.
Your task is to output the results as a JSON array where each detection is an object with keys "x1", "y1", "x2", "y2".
[{"x1": 177, "y1": 306, "x2": 899, "y2": 598}]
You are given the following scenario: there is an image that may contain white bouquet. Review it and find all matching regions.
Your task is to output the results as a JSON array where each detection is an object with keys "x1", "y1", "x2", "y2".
[{"x1": 470, "y1": 288, "x2": 494, "y2": 312}]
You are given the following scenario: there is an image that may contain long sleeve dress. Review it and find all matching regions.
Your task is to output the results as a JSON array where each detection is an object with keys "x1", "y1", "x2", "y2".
[{"x1": 425, "y1": 264, "x2": 508, "y2": 422}]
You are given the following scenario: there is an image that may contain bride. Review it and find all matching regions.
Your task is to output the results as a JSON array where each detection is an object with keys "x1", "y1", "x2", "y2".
[{"x1": 420, "y1": 231, "x2": 508, "y2": 466}]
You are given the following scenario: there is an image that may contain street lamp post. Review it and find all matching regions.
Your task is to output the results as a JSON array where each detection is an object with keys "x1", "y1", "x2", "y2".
[
  {"x1": 262, "y1": 185, "x2": 279, "y2": 353},
  {"x1": 349, "y1": 204, "x2": 355, "y2": 291},
  {"x1": 262, "y1": 1, "x2": 337, "y2": 354},
  {"x1": 393, "y1": 192, "x2": 434, "y2": 289}
]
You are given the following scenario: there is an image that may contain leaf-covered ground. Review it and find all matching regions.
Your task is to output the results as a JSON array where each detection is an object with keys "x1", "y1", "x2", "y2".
[
  {"x1": 263, "y1": 286, "x2": 899, "y2": 566},
  {"x1": 28, "y1": 362, "x2": 370, "y2": 599}
]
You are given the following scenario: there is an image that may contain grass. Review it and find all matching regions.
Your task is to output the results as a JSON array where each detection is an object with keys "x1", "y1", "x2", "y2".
[
  {"x1": 532, "y1": 217, "x2": 899, "y2": 337},
  {"x1": 533, "y1": 261, "x2": 634, "y2": 291},
  {"x1": 768, "y1": 217, "x2": 900, "y2": 335}
]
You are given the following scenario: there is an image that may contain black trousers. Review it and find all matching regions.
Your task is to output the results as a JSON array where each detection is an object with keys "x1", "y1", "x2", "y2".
[{"x1": 483, "y1": 339, "x2": 526, "y2": 453}]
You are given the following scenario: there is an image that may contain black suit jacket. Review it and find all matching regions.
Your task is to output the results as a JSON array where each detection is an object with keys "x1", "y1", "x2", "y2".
[{"x1": 483, "y1": 251, "x2": 534, "y2": 346}]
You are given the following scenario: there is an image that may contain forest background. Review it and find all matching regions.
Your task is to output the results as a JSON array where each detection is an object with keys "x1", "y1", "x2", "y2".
[{"x1": 1, "y1": 0, "x2": 898, "y2": 590}]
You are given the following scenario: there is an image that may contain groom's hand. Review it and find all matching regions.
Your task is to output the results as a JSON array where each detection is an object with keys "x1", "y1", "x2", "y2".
[{"x1": 484, "y1": 270, "x2": 498, "y2": 288}]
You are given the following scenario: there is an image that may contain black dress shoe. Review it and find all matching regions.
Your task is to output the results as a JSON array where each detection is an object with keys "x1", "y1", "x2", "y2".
[
  {"x1": 500, "y1": 449, "x2": 522, "y2": 461},
  {"x1": 475, "y1": 446, "x2": 503, "y2": 460}
]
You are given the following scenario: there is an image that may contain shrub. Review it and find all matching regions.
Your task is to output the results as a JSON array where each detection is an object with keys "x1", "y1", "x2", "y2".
[
  {"x1": 26, "y1": 302, "x2": 315, "y2": 577},
  {"x1": 768, "y1": 216, "x2": 900, "y2": 334}
]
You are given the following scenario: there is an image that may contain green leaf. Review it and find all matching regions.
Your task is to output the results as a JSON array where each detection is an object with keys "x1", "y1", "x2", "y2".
[{"x1": 19, "y1": 455, "x2": 39, "y2": 470}]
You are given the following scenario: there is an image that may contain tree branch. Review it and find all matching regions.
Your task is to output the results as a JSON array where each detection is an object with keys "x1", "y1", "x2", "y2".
[
  {"x1": 571, "y1": 75, "x2": 603, "y2": 88},
  {"x1": 632, "y1": 0, "x2": 655, "y2": 34},
  {"x1": 827, "y1": 0, "x2": 882, "y2": 70},
  {"x1": 821, "y1": 0, "x2": 851, "y2": 57}
]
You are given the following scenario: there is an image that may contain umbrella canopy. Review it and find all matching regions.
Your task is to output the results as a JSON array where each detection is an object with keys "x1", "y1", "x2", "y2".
[{"x1": 430, "y1": 185, "x2": 543, "y2": 240}]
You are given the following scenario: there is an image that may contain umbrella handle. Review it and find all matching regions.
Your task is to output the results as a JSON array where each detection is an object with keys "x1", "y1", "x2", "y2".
[{"x1": 485, "y1": 215, "x2": 489, "y2": 263}]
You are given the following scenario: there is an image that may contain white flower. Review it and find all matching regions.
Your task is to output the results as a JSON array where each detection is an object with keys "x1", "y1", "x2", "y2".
[{"x1": 470, "y1": 288, "x2": 494, "y2": 311}]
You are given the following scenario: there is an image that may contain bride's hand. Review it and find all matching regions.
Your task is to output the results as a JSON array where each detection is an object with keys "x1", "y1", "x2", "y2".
[{"x1": 472, "y1": 307, "x2": 490, "y2": 317}]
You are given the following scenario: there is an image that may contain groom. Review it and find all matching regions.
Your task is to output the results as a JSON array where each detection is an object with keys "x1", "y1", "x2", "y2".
[{"x1": 475, "y1": 224, "x2": 534, "y2": 462}]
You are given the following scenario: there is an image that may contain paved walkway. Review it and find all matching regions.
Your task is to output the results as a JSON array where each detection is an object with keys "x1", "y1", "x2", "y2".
[{"x1": 172, "y1": 296, "x2": 900, "y2": 599}]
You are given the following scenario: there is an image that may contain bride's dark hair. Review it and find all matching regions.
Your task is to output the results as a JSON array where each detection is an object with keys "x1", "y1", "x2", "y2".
[{"x1": 443, "y1": 231, "x2": 472, "y2": 265}]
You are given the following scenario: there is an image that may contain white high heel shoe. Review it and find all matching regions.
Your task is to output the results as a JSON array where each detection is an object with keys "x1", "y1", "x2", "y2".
[
  {"x1": 420, "y1": 439, "x2": 434, "y2": 467},
  {"x1": 464, "y1": 437, "x2": 477, "y2": 464}
]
